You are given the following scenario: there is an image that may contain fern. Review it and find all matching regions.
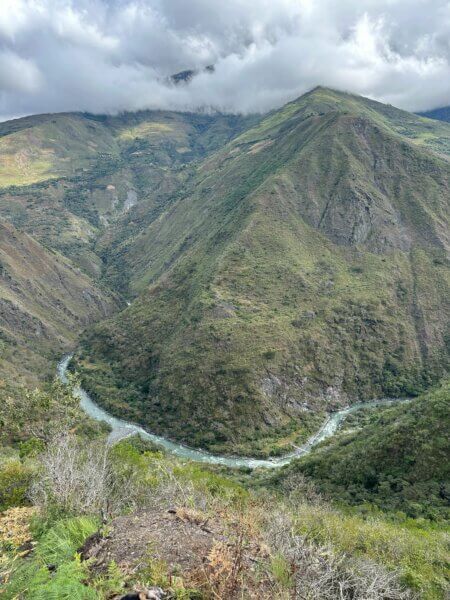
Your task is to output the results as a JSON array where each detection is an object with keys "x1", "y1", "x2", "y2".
[
  {"x1": 29, "y1": 557, "x2": 97, "y2": 600},
  {"x1": 35, "y1": 516, "x2": 99, "y2": 566},
  {"x1": 3, "y1": 518, "x2": 99, "y2": 599},
  {"x1": 91, "y1": 560, "x2": 125, "y2": 597}
]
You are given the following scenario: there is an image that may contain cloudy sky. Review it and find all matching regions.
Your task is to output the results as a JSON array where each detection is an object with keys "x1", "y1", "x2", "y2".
[{"x1": 1, "y1": 0, "x2": 450, "y2": 121}]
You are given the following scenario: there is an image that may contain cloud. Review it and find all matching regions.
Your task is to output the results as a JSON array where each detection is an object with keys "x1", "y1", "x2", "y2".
[
  {"x1": 0, "y1": 50, "x2": 43, "y2": 93},
  {"x1": 0, "y1": 0, "x2": 449, "y2": 120}
]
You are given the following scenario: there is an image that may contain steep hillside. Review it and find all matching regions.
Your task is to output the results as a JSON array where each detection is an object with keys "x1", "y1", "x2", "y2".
[
  {"x1": 0, "y1": 113, "x2": 118, "y2": 188},
  {"x1": 0, "y1": 110, "x2": 256, "y2": 276},
  {"x1": 0, "y1": 109, "x2": 256, "y2": 381},
  {"x1": 0, "y1": 110, "x2": 256, "y2": 190},
  {"x1": 97, "y1": 88, "x2": 450, "y2": 295},
  {"x1": 0, "y1": 221, "x2": 117, "y2": 383},
  {"x1": 75, "y1": 88, "x2": 450, "y2": 456},
  {"x1": 274, "y1": 380, "x2": 450, "y2": 520},
  {"x1": 3, "y1": 431, "x2": 447, "y2": 599}
]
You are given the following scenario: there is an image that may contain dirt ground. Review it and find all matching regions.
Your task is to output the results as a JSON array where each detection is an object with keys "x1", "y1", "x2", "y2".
[{"x1": 80, "y1": 506, "x2": 275, "y2": 598}]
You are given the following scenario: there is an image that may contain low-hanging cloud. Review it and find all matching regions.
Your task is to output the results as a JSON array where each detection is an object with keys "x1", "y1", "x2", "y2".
[{"x1": 0, "y1": 0, "x2": 450, "y2": 121}]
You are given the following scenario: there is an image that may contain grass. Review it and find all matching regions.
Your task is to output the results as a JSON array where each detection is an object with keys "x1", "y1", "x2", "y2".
[
  {"x1": 293, "y1": 502, "x2": 450, "y2": 599},
  {"x1": 0, "y1": 113, "x2": 119, "y2": 188},
  {"x1": 117, "y1": 121, "x2": 175, "y2": 140},
  {"x1": 0, "y1": 154, "x2": 56, "y2": 187},
  {"x1": 34, "y1": 517, "x2": 99, "y2": 566},
  {"x1": 1, "y1": 435, "x2": 448, "y2": 599}
]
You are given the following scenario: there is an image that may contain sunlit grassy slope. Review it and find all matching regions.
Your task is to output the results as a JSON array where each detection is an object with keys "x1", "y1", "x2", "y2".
[
  {"x1": 76, "y1": 88, "x2": 450, "y2": 456},
  {"x1": 0, "y1": 113, "x2": 119, "y2": 187}
]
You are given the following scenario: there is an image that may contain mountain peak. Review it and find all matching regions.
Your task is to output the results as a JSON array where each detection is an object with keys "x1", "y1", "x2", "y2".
[{"x1": 74, "y1": 89, "x2": 449, "y2": 457}]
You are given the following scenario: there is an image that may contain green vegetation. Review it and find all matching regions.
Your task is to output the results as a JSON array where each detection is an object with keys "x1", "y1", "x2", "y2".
[
  {"x1": 0, "y1": 109, "x2": 255, "y2": 188},
  {"x1": 0, "y1": 113, "x2": 118, "y2": 187},
  {"x1": 0, "y1": 365, "x2": 447, "y2": 598},
  {"x1": 76, "y1": 87, "x2": 450, "y2": 455},
  {"x1": 1, "y1": 425, "x2": 448, "y2": 599},
  {"x1": 273, "y1": 381, "x2": 450, "y2": 520},
  {"x1": 2, "y1": 516, "x2": 100, "y2": 599},
  {"x1": 0, "y1": 89, "x2": 449, "y2": 598},
  {"x1": 0, "y1": 461, "x2": 33, "y2": 511},
  {"x1": 0, "y1": 108, "x2": 256, "y2": 384},
  {"x1": 0, "y1": 220, "x2": 117, "y2": 383},
  {"x1": 291, "y1": 502, "x2": 449, "y2": 599},
  {"x1": 0, "y1": 377, "x2": 107, "y2": 516}
]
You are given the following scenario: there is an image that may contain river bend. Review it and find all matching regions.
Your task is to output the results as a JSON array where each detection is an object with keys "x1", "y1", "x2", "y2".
[{"x1": 57, "y1": 355, "x2": 406, "y2": 469}]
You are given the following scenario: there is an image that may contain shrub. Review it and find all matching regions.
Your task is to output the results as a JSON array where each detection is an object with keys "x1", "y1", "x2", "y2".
[
  {"x1": 30, "y1": 435, "x2": 167, "y2": 520},
  {"x1": 0, "y1": 460, "x2": 33, "y2": 510},
  {"x1": 264, "y1": 509, "x2": 412, "y2": 599},
  {"x1": 1, "y1": 379, "x2": 80, "y2": 444},
  {"x1": 30, "y1": 436, "x2": 113, "y2": 518},
  {"x1": 292, "y1": 502, "x2": 449, "y2": 599}
]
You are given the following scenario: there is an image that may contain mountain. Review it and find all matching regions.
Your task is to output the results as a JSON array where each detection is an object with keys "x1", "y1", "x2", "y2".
[
  {"x1": 273, "y1": 380, "x2": 450, "y2": 519},
  {"x1": 0, "y1": 221, "x2": 117, "y2": 383},
  {"x1": 0, "y1": 109, "x2": 255, "y2": 189},
  {"x1": 0, "y1": 110, "x2": 257, "y2": 273},
  {"x1": 170, "y1": 64, "x2": 214, "y2": 84},
  {"x1": 0, "y1": 109, "x2": 256, "y2": 382},
  {"x1": 73, "y1": 87, "x2": 450, "y2": 456},
  {"x1": 419, "y1": 106, "x2": 450, "y2": 123},
  {"x1": 1, "y1": 87, "x2": 449, "y2": 600}
]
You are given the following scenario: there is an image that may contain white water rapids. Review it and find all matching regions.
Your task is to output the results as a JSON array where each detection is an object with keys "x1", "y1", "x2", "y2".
[{"x1": 58, "y1": 354, "x2": 406, "y2": 469}]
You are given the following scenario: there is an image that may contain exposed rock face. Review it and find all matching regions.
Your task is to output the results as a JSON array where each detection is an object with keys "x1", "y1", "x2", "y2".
[
  {"x1": 275, "y1": 115, "x2": 449, "y2": 254},
  {"x1": 124, "y1": 189, "x2": 138, "y2": 211}
]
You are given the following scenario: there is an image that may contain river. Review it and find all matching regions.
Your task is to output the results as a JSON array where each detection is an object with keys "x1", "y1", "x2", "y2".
[{"x1": 57, "y1": 354, "x2": 406, "y2": 469}]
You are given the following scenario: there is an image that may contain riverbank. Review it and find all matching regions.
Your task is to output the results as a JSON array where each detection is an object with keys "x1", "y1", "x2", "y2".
[{"x1": 58, "y1": 354, "x2": 408, "y2": 469}]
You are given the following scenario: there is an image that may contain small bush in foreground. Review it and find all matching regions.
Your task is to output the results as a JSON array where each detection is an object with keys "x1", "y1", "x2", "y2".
[{"x1": 0, "y1": 460, "x2": 33, "y2": 511}]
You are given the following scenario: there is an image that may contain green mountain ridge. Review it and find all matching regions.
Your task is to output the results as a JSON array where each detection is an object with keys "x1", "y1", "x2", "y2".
[
  {"x1": 0, "y1": 87, "x2": 449, "y2": 600},
  {"x1": 419, "y1": 105, "x2": 450, "y2": 124},
  {"x1": 0, "y1": 87, "x2": 449, "y2": 456},
  {"x1": 72, "y1": 88, "x2": 450, "y2": 456},
  {"x1": 0, "y1": 108, "x2": 256, "y2": 276},
  {"x1": 0, "y1": 108, "x2": 256, "y2": 382}
]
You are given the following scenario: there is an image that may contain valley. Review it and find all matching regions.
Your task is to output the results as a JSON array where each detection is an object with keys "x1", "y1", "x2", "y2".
[
  {"x1": 1, "y1": 88, "x2": 449, "y2": 452},
  {"x1": 1, "y1": 87, "x2": 449, "y2": 600},
  {"x1": 0, "y1": 109, "x2": 256, "y2": 381},
  {"x1": 58, "y1": 354, "x2": 410, "y2": 468},
  {"x1": 73, "y1": 87, "x2": 450, "y2": 456}
]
